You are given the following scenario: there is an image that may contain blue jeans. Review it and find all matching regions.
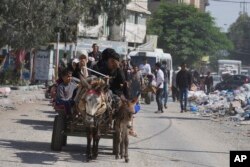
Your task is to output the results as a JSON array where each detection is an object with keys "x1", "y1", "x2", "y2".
[
  {"x1": 179, "y1": 88, "x2": 188, "y2": 111},
  {"x1": 156, "y1": 88, "x2": 163, "y2": 111},
  {"x1": 162, "y1": 82, "x2": 168, "y2": 105}
]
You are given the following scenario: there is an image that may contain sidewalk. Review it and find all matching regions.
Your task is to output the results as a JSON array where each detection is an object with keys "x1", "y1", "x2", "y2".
[{"x1": 0, "y1": 87, "x2": 45, "y2": 112}]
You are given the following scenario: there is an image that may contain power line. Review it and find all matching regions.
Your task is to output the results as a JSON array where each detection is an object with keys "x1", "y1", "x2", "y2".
[
  {"x1": 210, "y1": 0, "x2": 250, "y2": 3},
  {"x1": 211, "y1": 0, "x2": 249, "y2": 14}
]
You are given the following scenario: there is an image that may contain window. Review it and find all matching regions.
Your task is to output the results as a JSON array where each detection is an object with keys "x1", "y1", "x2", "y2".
[
  {"x1": 138, "y1": 14, "x2": 146, "y2": 25},
  {"x1": 127, "y1": 13, "x2": 135, "y2": 23}
]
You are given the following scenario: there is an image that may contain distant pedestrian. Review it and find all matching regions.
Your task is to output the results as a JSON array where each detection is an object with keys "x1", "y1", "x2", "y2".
[
  {"x1": 172, "y1": 67, "x2": 180, "y2": 102},
  {"x1": 155, "y1": 62, "x2": 164, "y2": 113},
  {"x1": 89, "y1": 43, "x2": 102, "y2": 62},
  {"x1": 176, "y1": 63, "x2": 192, "y2": 113},
  {"x1": 129, "y1": 65, "x2": 144, "y2": 100},
  {"x1": 139, "y1": 57, "x2": 151, "y2": 75},
  {"x1": 161, "y1": 60, "x2": 170, "y2": 109},
  {"x1": 205, "y1": 71, "x2": 213, "y2": 94},
  {"x1": 60, "y1": 53, "x2": 68, "y2": 70}
]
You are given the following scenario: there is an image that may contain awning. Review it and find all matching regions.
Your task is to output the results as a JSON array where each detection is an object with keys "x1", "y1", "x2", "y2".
[{"x1": 126, "y1": 2, "x2": 151, "y2": 15}]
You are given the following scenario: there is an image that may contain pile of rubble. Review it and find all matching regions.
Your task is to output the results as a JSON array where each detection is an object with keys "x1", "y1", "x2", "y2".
[{"x1": 188, "y1": 84, "x2": 250, "y2": 124}]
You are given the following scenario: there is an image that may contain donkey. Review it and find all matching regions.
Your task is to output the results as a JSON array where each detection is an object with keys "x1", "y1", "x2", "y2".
[
  {"x1": 114, "y1": 97, "x2": 138, "y2": 163},
  {"x1": 75, "y1": 77, "x2": 109, "y2": 161}
]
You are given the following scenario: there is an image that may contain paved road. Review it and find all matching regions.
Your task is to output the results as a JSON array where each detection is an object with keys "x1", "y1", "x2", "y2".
[{"x1": 0, "y1": 95, "x2": 250, "y2": 167}]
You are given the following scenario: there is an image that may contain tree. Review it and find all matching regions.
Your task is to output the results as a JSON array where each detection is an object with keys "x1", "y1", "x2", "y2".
[
  {"x1": 147, "y1": 3, "x2": 233, "y2": 66},
  {"x1": 0, "y1": 0, "x2": 131, "y2": 49},
  {"x1": 228, "y1": 13, "x2": 250, "y2": 65},
  {"x1": 0, "y1": 0, "x2": 61, "y2": 49},
  {"x1": 85, "y1": 0, "x2": 131, "y2": 40}
]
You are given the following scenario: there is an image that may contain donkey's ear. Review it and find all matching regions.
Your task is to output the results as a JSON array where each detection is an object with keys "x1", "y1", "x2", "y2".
[{"x1": 80, "y1": 75, "x2": 91, "y2": 89}]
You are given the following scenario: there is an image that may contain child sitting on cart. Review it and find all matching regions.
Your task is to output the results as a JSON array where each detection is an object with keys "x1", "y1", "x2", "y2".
[{"x1": 56, "y1": 69, "x2": 78, "y2": 116}]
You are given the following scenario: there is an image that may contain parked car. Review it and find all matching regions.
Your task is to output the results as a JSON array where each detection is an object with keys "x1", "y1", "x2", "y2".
[
  {"x1": 215, "y1": 75, "x2": 250, "y2": 91},
  {"x1": 211, "y1": 74, "x2": 221, "y2": 87}
]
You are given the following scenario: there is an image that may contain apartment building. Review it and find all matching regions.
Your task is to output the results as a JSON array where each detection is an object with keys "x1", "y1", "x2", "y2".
[
  {"x1": 148, "y1": 0, "x2": 209, "y2": 13},
  {"x1": 78, "y1": 0, "x2": 151, "y2": 47}
]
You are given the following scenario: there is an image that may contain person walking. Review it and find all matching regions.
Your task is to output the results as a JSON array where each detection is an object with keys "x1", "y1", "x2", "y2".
[
  {"x1": 204, "y1": 71, "x2": 213, "y2": 95},
  {"x1": 155, "y1": 62, "x2": 164, "y2": 113},
  {"x1": 161, "y1": 60, "x2": 170, "y2": 109},
  {"x1": 176, "y1": 63, "x2": 192, "y2": 113},
  {"x1": 172, "y1": 67, "x2": 180, "y2": 102},
  {"x1": 129, "y1": 65, "x2": 144, "y2": 100}
]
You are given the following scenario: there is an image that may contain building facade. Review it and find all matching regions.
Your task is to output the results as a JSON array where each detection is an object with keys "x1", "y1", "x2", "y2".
[
  {"x1": 77, "y1": 0, "x2": 151, "y2": 47},
  {"x1": 148, "y1": 0, "x2": 209, "y2": 13}
]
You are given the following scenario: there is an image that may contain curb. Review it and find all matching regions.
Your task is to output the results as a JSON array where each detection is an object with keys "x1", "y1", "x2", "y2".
[{"x1": 10, "y1": 85, "x2": 45, "y2": 91}]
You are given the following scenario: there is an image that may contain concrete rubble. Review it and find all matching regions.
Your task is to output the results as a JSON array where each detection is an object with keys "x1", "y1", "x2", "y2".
[{"x1": 188, "y1": 83, "x2": 250, "y2": 125}]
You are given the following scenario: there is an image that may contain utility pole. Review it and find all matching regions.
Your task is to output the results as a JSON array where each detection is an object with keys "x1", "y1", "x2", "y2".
[
  {"x1": 55, "y1": 32, "x2": 60, "y2": 80},
  {"x1": 240, "y1": 0, "x2": 247, "y2": 14},
  {"x1": 123, "y1": 0, "x2": 128, "y2": 42}
]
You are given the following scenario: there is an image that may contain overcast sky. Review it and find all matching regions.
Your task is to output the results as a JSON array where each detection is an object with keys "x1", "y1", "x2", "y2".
[{"x1": 206, "y1": 0, "x2": 250, "y2": 31}]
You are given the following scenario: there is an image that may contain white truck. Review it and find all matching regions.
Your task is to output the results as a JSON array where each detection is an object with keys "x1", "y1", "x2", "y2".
[
  {"x1": 128, "y1": 49, "x2": 173, "y2": 85},
  {"x1": 128, "y1": 49, "x2": 173, "y2": 104},
  {"x1": 218, "y1": 60, "x2": 242, "y2": 75}
]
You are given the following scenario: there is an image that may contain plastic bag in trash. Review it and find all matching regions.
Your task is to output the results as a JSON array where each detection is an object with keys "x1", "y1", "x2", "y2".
[
  {"x1": 190, "y1": 105, "x2": 198, "y2": 112},
  {"x1": 243, "y1": 84, "x2": 250, "y2": 92},
  {"x1": 134, "y1": 103, "x2": 141, "y2": 114},
  {"x1": 235, "y1": 107, "x2": 245, "y2": 114}
]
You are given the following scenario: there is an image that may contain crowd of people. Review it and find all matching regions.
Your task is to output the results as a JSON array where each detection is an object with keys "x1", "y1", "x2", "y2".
[
  {"x1": 57, "y1": 44, "x2": 172, "y2": 114},
  {"x1": 56, "y1": 43, "x2": 214, "y2": 120}
]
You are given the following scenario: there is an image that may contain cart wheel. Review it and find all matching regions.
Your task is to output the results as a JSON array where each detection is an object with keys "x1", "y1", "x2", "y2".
[
  {"x1": 51, "y1": 115, "x2": 65, "y2": 151},
  {"x1": 145, "y1": 92, "x2": 151, "y2": 104},
  {"x1": 151, "y1": 93, "x2": 154, "y2": 101}
]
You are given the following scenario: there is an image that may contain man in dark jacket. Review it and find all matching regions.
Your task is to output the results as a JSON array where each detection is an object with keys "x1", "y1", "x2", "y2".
[
  {"x1": 94, "y1": 48, "x2": 128, "y2": 99},
  {"x1": 176, "y1": 63, "x2": 192, "y2": 113},
  {"x1": 89, "y1": 43, "x2": 102, "y2": 62},
  {"x1": 204, "y1": 71, "x2": 213, "y2": 95}
]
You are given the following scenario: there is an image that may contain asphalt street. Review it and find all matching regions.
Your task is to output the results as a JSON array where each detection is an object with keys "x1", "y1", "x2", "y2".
[{"x1": 0, "y1": 95, "x2": 250, "y2": 167}]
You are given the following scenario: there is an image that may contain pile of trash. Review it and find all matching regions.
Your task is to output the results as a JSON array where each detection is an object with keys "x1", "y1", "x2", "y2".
[{"x1": 188, "y1": 84, "x2": 250, "y2": 123}]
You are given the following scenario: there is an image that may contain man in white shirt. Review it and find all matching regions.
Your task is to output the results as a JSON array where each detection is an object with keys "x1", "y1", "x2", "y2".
[
  {"x1": 155, "y1": 62, "x2": 164, "y2": 113},
  {"x1": 139, "y1": 57, "x2": 151, "y2": 75}
]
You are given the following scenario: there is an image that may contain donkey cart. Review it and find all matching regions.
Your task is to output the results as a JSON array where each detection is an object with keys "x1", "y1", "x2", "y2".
[
  {"x1": 50, "y1": 105, "x2": 116, "y2": 153},
  {"x1": 50, "y1": 75, "x2": 135, "y2": 162}
]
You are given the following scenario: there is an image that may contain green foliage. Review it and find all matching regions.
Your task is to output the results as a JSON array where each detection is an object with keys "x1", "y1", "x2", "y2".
[
  {"x1": 0, "y1": 0, "x2": 60, "y2": 49},
  {"x1": 0, "y1": 0, "x2": 131, "y2": 49},
  {"x1": 147, "y1": 3, "x2": 233, "y2": 66},
  {"x1": 228, "y1": 13, "x2": 250, "y2": 65}
]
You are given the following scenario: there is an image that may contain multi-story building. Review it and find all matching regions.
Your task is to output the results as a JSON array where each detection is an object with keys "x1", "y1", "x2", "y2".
[
  {"x1": 179, "y1": 0, "x2": 209, "y2": 11},
  {"x1": 78, "y1": 0, "x2": 151, "y2": 47},
  {"x1": 148, "y1": 0, "x2": 209, "y2": 13}
]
